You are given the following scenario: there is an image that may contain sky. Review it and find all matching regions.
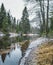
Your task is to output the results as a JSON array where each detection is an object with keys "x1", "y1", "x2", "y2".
[{"x1": 0, "y1": 0, "x2": 25, "y2": 20}]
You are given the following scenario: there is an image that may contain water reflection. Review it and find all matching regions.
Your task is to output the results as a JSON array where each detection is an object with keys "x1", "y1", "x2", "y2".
[
  {"x1": 1, "y1": 53, "x2": 6, "y2": 63},
  {"x1": 16, "y1": 36, "x2": 30, "y2": 42},
  {"x1": 0, "y1": 44, "x2": 22, "y2": 65},
  {"x1": 0, "y1": 35, "x2": 30, "y2": 65},
  {"x1": 0, "y1": 35, "x2": 10, "y2": 49}
]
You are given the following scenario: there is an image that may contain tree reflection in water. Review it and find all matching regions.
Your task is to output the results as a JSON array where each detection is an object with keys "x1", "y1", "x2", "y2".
[
  {"x1": 0, "y1": 35, "x2": 10, "y2": 49},
  {"x1": 0, "y1": 35, "x2": 30, "y2": 65},
  {"x1": 1, "y1": 53, "x2": 6, "y2": 63}
]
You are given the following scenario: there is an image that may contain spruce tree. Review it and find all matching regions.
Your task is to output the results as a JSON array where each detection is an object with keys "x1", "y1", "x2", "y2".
[
  {"x1": 13, "y1": 17, "x2": 16, "y2": 32},
  {"x1": 7, "y1": 12, "x2": 11, "y2": 26},
  {"x1": 19, "y1": 7, "x2": 30, "y2": 34},
  {"x1": 16, "y1": 20, "x2": 19, "y2": 32},
  {"x1": 7, "y1": 12, "x2": 12, "y2": 32},
  {"x1": 0, "y1": 3, "x2": 6, "y2": 30},
  {"x1": 2, "y1": 16, "x2": 9, "y2": 34}
]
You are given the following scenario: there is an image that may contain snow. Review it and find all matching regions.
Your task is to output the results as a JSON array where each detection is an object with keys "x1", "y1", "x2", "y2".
[
  {"x1": 20, "y1": 37, "x2": 49, "y2": 65},
  {"x1": 0, "y1": 32, "x2": 5, "y2": 37},
  {"x1": 9, "y1": 33, "x2": 19, "y2": 38},
  {"x1": 0, "y1": 34, "x2": 5, "y2": 37},
  {"x1": 0, "y1": 32, "x2": 19, "y2": 37},
  {"x1": 29, "y1": 37, "x2": 48, "y2": 49}
]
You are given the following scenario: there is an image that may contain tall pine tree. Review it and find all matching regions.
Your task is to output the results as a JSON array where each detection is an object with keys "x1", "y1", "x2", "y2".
[
  {"x1": 13, "y1": 17, "x2": 16, "y2": 32},
  {"x1": 0, "y1": 3, "x2": 6, "y2": 30},
  {"x1": 19, "y1": 7, "x2": 30, "y2": 34}
]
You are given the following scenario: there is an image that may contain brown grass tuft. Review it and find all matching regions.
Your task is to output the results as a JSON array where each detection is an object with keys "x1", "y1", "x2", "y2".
[{"x1": 36, "y1": 41, "x2": 53, "y2": 65}]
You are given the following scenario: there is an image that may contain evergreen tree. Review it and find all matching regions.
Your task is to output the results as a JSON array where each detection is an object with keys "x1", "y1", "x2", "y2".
[
  {"x1": 16, "y1": 20, "x2": 19, "y2": 32},
  {"x1": 0, "y1": 3, "x2": 17, "y2": 33},
  {"x1": 50, "y1": 17, "x2": 53, "y2": 31},
  {"x1": 0, "y1": 3, "x2": 6, "y2": 30},
  {"x1": 19, "y1": 7, "x2": 30, "y2": 34},
  {"x1": 13, "y1": 17, "x2": 16, "y2": 32},
  {"x1": 7, "y1": 12, "x2": 11, "y2": 25},
  {"x1": 2, "y1": 16, "x2": 9, "y2": 34}
]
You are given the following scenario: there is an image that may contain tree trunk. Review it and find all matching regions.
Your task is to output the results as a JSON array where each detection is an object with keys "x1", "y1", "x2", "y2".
[
  {"x1": 42, "y1": 0, "x2": 45, "y2": 32},
  {"x1": 39, "y1": 0, "x2": 45, "y2": 33},
  {"x1": 46, "y1": 0, "x2": 49, "y2": 37}
]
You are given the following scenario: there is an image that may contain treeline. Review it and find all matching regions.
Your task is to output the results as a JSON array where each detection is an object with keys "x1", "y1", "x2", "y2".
[
  {"x1": 38, "y1": 0, "x2": 53, "y2": 37},
  {"x1": 24, "y1": 0, "x2": 53, "y2": 37},
  {"x1": 0, "y1": 3, "x2": 30, "y2": 34},
  {"x1": 0, "y1": 3, "x2": 17, "y2": 34}
]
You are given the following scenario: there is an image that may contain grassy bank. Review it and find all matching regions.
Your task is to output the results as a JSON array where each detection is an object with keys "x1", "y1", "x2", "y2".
[{"x1": 37, "y1": 41, "x2": 53, "y2": 65}]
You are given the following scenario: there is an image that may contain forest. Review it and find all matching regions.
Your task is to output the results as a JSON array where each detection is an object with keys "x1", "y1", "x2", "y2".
[
  {"x1": 0, "y1": 3, "x2": 30, "y2": 35},
  {"x1": 0, "y1": 0, "x2": 53, "y2": 37},
  {"x1": 24, "y1": 0, "x2": 53, "y2": 37},
  {"x1": 0, "y1": 0, "x2": 53, "y2": 65}
]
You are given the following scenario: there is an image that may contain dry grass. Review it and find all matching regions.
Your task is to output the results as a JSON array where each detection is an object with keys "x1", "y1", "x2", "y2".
[
  {"x1": 20, "y1": 40, "x2": 30, "y2": 52},
  {"x1": 36, "y1": 41, "x2": 53, "y2": 65}
]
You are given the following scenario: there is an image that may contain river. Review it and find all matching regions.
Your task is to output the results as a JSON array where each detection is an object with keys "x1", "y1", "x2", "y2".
[
  {"x1": 0, "y1": 34, "x2": 39, "y2": 65},
  {"x1": 0, "y1": 44, "x2": 22, "y2": 65}
]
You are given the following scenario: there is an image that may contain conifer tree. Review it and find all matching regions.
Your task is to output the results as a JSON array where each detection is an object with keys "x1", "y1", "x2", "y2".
[
  {"x1": 0, "y1": 3, "x2": 6, "y2": 29},
  {"x1": 13, "y1": 17, "x2": 16, "y2": 32},
  {"x1": 19, "y1": 7, "x2": 30, "y2": 34},
  {"x1": 16, "y1": 20, "x2": 19, "y2": 32}
]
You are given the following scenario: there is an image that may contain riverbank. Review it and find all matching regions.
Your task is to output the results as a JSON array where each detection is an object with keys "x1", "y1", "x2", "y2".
[
  {"x1": 24, "y1": 38, "x2": 53, "y2": 65},
  {"x1": 0, "y1": 32, "x2": 19, "y2": 37},
  {"x1": 0, "y1": 31, "x2": 39, "y2": 37},
  {"x1": 19, "y1": 37, "x2": 49, "y2": 65},
  {"x1": 19, "y1": 37, "x2": 53, "y2": 65}
]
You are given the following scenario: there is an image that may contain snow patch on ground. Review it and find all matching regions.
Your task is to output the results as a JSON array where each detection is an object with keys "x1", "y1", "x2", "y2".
[
  {"x1": 0, "y1": 32, "x2": 19, "y2": 37},
  {"x1": 9, "y1": 33, "x2": 19, "y2": 37},
  {"x1": 20, "y1": 37, "x2": 49, "y2": 65},
  {"x1": 29, "y1": 37, "x2": 48, "y2": 49}
]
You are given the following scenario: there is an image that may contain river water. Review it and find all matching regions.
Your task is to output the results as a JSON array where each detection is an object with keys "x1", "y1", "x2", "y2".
[
  {"x1": 0, "y1": 35, "x2": 31, "y2": 65},
  {"x1": 0, "y1": 45, "x2": 22, "y2": 65},
  {"x1": 0, "y1": 34, "x2": 39, "y2": 65}
]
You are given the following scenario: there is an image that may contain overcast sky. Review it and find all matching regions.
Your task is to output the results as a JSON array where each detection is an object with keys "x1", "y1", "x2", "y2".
[{"x1": 0, "y1": 0, "x2": 25, "y2": 20}]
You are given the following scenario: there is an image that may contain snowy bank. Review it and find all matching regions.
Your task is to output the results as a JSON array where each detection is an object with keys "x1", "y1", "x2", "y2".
[
  {"x1": 9, "y1": 33, "x2": 19, "y2": 38},
  {"x1": 0, "y1": 32, "x2": 19, "y2": 37},
  {"x1": 20, "y1": 37, "x2": 49, "y2": 65}
]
